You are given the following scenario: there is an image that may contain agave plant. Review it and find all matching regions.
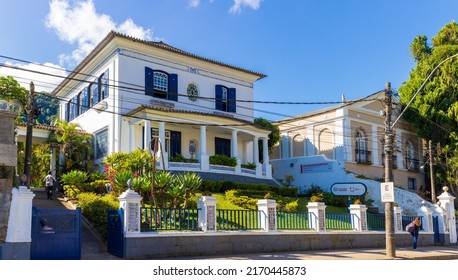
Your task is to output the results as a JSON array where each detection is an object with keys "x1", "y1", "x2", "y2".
[{"x1": 174, "y1": 172, "x2": 202, "y2": 209}]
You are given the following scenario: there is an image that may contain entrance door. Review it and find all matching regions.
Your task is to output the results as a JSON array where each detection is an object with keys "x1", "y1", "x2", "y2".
[
  {"x1": 215, "y1": 137, "x2": 231, "y2": 157},
  {"x1": 170, "y1": 131, "x2": 181, "y2": 157}
]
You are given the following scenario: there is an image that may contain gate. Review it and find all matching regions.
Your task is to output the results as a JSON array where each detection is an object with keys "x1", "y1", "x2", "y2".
[
  {"x1": 107, "y1": 209, "x2": 124, "y2": 258},
  {"x1": 432, "y1": 216, "x2": 444, "y2": 244},
  {"x1": 31, "y1": 207, "x2": 81, "y2": 260}
]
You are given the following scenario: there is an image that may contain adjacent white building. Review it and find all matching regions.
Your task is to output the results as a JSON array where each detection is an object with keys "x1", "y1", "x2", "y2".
[{"x1": 51, "y1": 31, "x2": 272, "y2": 180}]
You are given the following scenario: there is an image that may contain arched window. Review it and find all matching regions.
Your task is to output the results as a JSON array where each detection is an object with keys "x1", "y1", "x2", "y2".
[
  {"x1": 292, "y1": 134, "x2": 304, "y2": 157},
  {"x1": 318, "y1": 128, "x2": 334, "y2": 159},
  {"x1": 405, "y1": 141, "x2": 418, "y2": 170},
  {"x1": 355, "y1": 129, "x2": 370, "y2": 163}
]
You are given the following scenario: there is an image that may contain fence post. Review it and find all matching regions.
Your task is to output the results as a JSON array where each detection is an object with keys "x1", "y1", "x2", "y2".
[
  {"x1": 418, "y1": 201, "x2": 433, "y2": 233},
  {"x1": 393, "y1": 206, "x2": 403, "y2": 232},
  {"x1": 257, "y1": 199, "x2": 277, "y2": 231},
  {"x1": 197, "y1": 196, "x2": 217, "y2": 232},
  {"x1": 6, "y1": 185, "x2": 35, "y2": 243},
  {"x1": 437, "y1": 186, "x2": 457, "y2": 244},
  {"x1": 349, "y1": 204, "x2": 367, "y2": 231},
  {"x1": 307, "y1": 202, "x2": 326, "y2": 232},
  {"x1": 118, "y1": 188, "x2": 142, "y2": 236}
]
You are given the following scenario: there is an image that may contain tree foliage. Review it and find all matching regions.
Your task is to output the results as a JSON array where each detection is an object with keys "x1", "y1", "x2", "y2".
[
  {"x1": 254, "y1": 117, "x2": 281, "y2": 155},
  {"x1": 398, "y1": 20, "x2": 458, "y2": 197}
]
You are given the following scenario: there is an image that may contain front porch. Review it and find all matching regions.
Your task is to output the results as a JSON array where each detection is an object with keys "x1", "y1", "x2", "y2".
[{"x1": 125, "y1": 106, "x2": 273, "y2": 180}]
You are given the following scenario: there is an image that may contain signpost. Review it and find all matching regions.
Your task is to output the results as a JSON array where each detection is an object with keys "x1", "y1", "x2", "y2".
[
  {"x1": 380, "y1": 182, "x2": 394, "y2": 202},
  {"x1": 330, "y1": 182, "x2": 367, "y2": 210}
]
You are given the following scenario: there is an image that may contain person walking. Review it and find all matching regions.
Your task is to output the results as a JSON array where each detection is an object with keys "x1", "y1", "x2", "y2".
[
  {"x1": 44, "y1": 171, "x2": 56, "y2": 200},
  {"x1": 410, "y1": 216, "x2": 422, "y2": 250}
]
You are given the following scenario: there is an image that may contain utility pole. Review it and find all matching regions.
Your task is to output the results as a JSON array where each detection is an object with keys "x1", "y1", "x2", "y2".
[
  {"x1": 23, "y1": 82, "x2": 36, "y2": 188},
  {"x1": 384, "y1": 82, "x2": 396, "y2": 258},
  {"x1": 429, "y1": 140, "x2": 436, "y2": 203}
]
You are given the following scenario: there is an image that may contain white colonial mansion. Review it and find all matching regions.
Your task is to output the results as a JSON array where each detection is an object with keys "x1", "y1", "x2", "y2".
[{"x1": 50, "y1": 31, "x2": 273, "y2": 181}]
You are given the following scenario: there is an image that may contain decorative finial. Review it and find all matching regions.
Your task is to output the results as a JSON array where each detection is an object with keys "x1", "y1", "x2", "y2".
[
  {"x1": 127, "y1": 178, "x2": 133, "y2": 190},
  {"x1": 443, "y1": 186, "x2": 449, "y2": 192}
]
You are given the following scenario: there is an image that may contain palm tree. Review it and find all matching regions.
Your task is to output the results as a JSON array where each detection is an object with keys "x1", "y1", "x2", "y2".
[{"x1": 49, "y1": 120, "x2": 93, "y2": 172}]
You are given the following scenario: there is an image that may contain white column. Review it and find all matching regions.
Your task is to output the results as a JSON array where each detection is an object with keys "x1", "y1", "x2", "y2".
[
  {"x1": 262, "y1": 137, "x2": 272, "y2": 178},
  {"x1": 349, "y1": 204, "x2": 368, "y2": 231},
  {"x1": 289, "y1": 136, "x2": 294, "y2": 158},
  {"x1": 257, "y1": 199, "x2": 277, "y2": 232},
  {"x1": 418, "y1": 201, "x2": 434, "y2": 233},
  {"x1": 437, "y1": 186, "x2": 457, "y2": 244},
  {"x1": 6, "y1": 186, "x2": 35, "y2": 242},
  {"x1": 393, "y1": 206, "x2": 403, "y2": 232},
  {"x1": 200, "y1": 126, "x2": 209, "y2": 170},
  {"x1": 232, "y1": 129, "x2": 241, "y2": 173},
  {"x1": 197, "y1": 196, "x2": 217, "y2": 232},
  {"x1": 118, "y1": 188, "x2": 142, "y2": 236},
  {"x1": 253, "y1": 136, "x2": 261, "y2": 177},
  {"x1": 143, "y1": 120, "x2": 151, "y2": 151},
  {"x1": 158, "y1": 122, "x2": 168, "y2": 168},
  {"x1": 129, "y1": 124, "x2": 135, "y2": 152},
  {"x1": 307, "y1": 202, "x2": 326, "y2": 232},
  {"x1": 281, "y1": 134, "x2": 288, "y2": 159},
  {"x1": 372, "y1": 125, "x2": 379, "y2": 165}
]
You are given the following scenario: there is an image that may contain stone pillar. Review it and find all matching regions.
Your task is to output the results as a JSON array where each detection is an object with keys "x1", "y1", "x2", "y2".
[
  {"x1": 253, "y1": 136, "x2": 261, "y2": 177},
  {"x1": 418, "y1": 201, "x2": 434, "y2": 233},
  {"x1": 349, "y1": 204, "x2": 367, "y2": 231},
  {"x1": 307, "y1": 202, "x2": 326, "y2": 232},
  {"x1": 144, "y1": 120, "x2": 151, "y2": 151},
  {"x1": 199, "y1": 126, "x2": 209, "y2": 170},
  {"x1": 281, "y1": 134, "x2": 288, "y2": 159},
  {"x1": 257, "y1": 199, "x2": 277, "y2": 232},
  {"x1": 262, "y1": 137, "x2": 272, "y2": 178},
  {"x1": 393, "y1": 206, "x2": 403, "y2": 232},
  {"x1": 158, "y1": 122, "x2": 168, "y2": 169},
  {"x1": 232, "y1": 129, "x2": 241, "y2": 173},
  {"x1": 437, "y1": 186, "x2": 457, "y2": 244},
  {"x1": 118, "y1": 188, "x2": 142, "y2": 236},
  {"x1": 6, "y1": 185, "x2": 35, "y2": 243},
  {"x1": 197, "y1": 196, "x2": 217, "y2": 232}
]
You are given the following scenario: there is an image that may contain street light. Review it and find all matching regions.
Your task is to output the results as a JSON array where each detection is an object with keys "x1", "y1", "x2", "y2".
[{"x1": 384, "y1": 53, "x2": 458, "y2": 258}]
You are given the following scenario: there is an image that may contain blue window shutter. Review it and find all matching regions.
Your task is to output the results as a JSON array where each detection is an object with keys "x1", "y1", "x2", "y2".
[
  {"x1": 228, "y1": 88, "x2": 236, "y2": 113},
  {"x1": 145, "y1": 67, "x2": 154, "y2": 96},
  {"x1": 215, "y1": 85, "x2": 223, "y2": 111},
  {"x1": 66, "y1": 102, "x2": 70, "y2": 121},
  {"x1": 168, "y1": 73, "x2": 178, "y2": 101}
]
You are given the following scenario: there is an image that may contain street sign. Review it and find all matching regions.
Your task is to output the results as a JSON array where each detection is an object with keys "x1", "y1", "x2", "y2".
[
  {"x1": 380, "y1": 182, "x2": 394, "y2": 202},
  {"x1": 330, "y1": 182, "x2": 367, "y2": 196}
]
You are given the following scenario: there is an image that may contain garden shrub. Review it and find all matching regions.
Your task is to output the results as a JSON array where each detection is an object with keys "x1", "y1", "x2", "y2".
[
  {"x1": 76, "y1": 192, "x2": 119, "y2": 240},
  {"x1": 209, "y1": 154, "x2": 237, "y2": 167}
]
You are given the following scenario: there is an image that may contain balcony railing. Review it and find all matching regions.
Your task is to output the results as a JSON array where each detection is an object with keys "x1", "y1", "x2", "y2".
[
  {"x1": 405, "y1": 157, "x2": 420, "y2": 171},
  {"x1": 355, "y1": 149, "x2": 371, "y2": 164}
]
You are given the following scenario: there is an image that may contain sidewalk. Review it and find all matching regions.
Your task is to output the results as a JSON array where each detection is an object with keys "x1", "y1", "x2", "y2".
[{"x1": 32, "y1": 188, "x2": 458, "y2": 260}]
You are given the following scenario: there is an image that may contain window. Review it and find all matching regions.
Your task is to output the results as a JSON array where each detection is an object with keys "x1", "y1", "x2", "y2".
[
  {"x1": 215, "y1": 137, "x2": 231, "y2": 158},
  {"x1": 91, "y1": 81, "x2": 99, "y2": 106},
  {"x1": 355, "y1": 129, "x2": 370, "y2": 164},
  {"x1": 94, "y1": 128, "x2": 109, "y2": 159},
  {"x1": 79, "y1": 87, "x2": 89, "y2": 114},
  {"x1": 215, "y1": 85, "x2": 236, "y2": 112},
  {"x1": 100, "y1": 69, "x2": 109, "y2": 100},
  {"x1": 408, "y1": 178, "x2": 416, "y2": 190},
  {"x1": 145, "y1": 67, "x2": 178, "y2": 101},
  {"x1": 151, "y1": 128, "x2": 171, "y2": 154},
  {"x1": 405, "y1": 141, "x2": 419, "y2": 170},
  {"x1": 68, "y1": 96, "x2": 78, "y2": 121},
  {"x1": 154, "y1": 71, "x2": 168, "y2": 92}
]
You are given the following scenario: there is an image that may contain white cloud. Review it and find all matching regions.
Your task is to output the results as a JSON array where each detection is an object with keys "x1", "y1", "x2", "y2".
[
  {"x1": 45, "y1": 0, "x2": 153, "y2": 67},
  {"x1": 229, "y1": 0, "x2": 261, "y2": 14},
  {"x1": 0, "y1": 62, "x2": 67, "y2": 93},
  {"x1": 189, "y1": 0, "x2": 200, "y2": 8}
]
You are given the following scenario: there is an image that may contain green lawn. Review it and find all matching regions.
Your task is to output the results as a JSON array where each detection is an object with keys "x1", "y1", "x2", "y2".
[{"x1": 193, "y1": 193, "x2": 348, "y2": 213}]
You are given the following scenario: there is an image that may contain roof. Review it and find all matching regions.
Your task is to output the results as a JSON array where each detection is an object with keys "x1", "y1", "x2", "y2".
[
  {"x1": 126, "y1": 104, "x2": 270, "y2": 132},
  {"x1": 51, "y1": 31, "x2": 267, "y2": 96}
]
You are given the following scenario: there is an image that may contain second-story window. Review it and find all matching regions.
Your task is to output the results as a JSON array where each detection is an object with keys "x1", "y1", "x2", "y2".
[
  {"x1": 145, "y1": 67, "x2": 178, "y2": 101},
  {"x1": 215, "y1": 85, "x2": 236, "y2": 113},
  {"x1": 91, "y1": 81, "x2": 99, "y2": 106},
  {"x1": 355, "y1": 129, "x2": 370, "y2": 164}
]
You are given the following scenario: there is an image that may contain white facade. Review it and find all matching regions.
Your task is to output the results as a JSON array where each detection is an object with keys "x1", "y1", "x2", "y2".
[{"x1": 52, "y1": 31, "x2": 272, "y2": 179}]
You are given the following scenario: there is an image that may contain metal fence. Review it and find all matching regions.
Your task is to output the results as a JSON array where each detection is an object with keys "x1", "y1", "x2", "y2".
[
  {"x1": 140, "y1": 207, "x2": 200, "y2": 231},
  {"x1": 216, "y1": 209, "x2": 262, "y2": 230},
  {"x1": 277, "y1": 211, "x2": 311, "y2": 230},
  {"x1": 325, "y1": 213, "x2": 355, "y2": 230}
]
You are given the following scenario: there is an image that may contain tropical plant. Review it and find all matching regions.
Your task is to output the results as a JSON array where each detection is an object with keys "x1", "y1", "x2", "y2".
[
  {"x1": 154, "y1": 170, "x2": 173, "y2": 207},
  {"x1": 48, "y1": 120, "x2": 93, "y2": 172},
  {"x1": 174, "y1": 172, "x2": 202, "y2": 209}
]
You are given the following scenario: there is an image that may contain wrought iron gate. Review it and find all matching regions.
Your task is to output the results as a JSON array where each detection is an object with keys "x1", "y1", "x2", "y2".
[
  {"x1": 31, "y1": 207, "x2": 81, "y2": 260},
  {"x1": 107, "y1": 209, "x2": 124, "y2": 258}
]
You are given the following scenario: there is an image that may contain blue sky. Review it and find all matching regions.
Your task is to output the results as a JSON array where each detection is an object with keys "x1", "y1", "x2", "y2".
[{"x1": 1, "y1": 0, "x2": 458, "y2": 121}]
